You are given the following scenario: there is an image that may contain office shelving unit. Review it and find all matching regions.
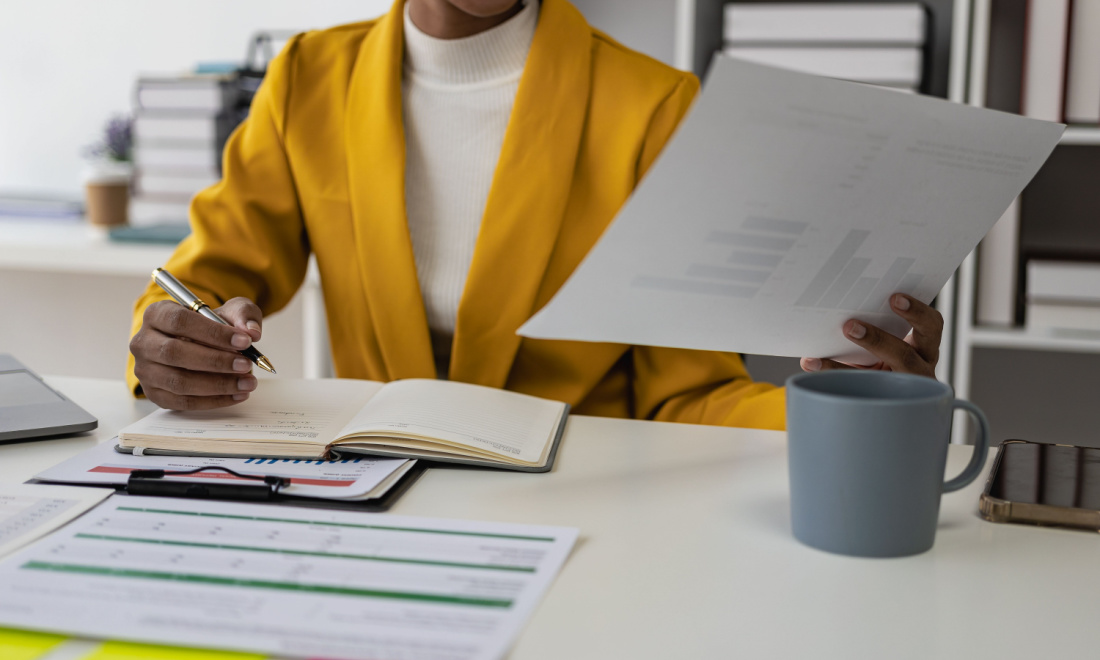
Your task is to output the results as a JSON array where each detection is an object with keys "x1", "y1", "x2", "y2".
[
  {"x1": 951, "y1": 0, "x2": 1100, "y2": 444},
  {"x1": 572, "y1": 0, "x2": 970, "y2": 386}
]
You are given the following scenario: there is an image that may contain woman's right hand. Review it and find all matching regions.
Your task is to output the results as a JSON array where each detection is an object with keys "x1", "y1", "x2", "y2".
[{"x1": 130, "y1": 297, "x2": 264, "y2": 410}]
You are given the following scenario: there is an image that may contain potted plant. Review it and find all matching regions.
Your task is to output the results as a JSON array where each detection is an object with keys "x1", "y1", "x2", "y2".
[{"x1": 83, "y1": 115, "x2": 133, "y2": 227}]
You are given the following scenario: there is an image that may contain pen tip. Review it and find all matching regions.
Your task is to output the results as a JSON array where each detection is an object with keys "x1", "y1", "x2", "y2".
[{"x1": 256, "y1": 357, "x2": 277, "y2": 374}]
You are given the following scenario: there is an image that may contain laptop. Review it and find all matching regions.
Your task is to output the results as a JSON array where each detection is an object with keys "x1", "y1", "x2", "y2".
[{"x1": 0, "y1": 355, "x2": 97, "y2": 442}]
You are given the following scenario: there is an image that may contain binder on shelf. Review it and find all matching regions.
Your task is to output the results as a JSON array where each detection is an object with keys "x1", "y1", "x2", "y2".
[
  {"x1": 1019, "y1": 0, "x2": 1071, "y2": 122},
  {"x1": 1064, "y1": 0, "x2": 1100, "y2": 125},
  {"x1": 721, "y1": 2, "x2": 929, "y2": 93},
  {"x1": 723, "y1": 3, "x2": 927, "y2": 45},
  {"x1": 976, "y1": 198, "x2": 1021, "y2": 326}
]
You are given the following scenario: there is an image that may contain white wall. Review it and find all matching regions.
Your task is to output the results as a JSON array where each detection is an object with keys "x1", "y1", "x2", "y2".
[{"x1": 0, "y1": 0, "x2": 391, "y2": 194}]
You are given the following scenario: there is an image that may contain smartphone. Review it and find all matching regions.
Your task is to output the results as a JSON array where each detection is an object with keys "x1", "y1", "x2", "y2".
[{"x1": 979, "y1": 439, "x2": 1100, "y2": 531}]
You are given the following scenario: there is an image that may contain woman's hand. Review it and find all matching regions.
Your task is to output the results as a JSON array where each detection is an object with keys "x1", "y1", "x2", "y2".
[
  {"x1": 130, "y1": 297, "x2": 264, "y2": 410},
  {"x1": 799, "y1": 293, "x2": 942, "y2": 378}
]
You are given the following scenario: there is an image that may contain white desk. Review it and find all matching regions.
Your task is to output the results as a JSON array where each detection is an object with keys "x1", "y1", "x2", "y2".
[{"x1": 2, "y1": 377, "x2": 1097, "y2": 660}]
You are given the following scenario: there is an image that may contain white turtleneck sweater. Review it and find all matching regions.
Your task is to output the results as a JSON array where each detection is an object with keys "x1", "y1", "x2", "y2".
[{"x1": 402, "y1": 1, "x2": 538, "y2": 378}]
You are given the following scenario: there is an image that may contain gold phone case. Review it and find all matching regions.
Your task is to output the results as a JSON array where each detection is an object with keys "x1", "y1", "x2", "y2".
[{"x1": 979, "y1": 440, "x2": 1100, "y2": 531}]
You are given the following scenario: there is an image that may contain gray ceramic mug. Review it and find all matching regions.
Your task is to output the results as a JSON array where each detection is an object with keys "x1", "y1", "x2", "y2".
[{"x1": 785, "y1": 371, "x2": 990, "y2": 558}]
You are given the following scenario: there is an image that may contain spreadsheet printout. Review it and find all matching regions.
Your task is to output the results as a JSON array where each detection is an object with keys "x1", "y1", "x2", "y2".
[
  {"x1": 519, "y1": 57, "x2": 1063, "y2": 364},
  {"x1": 0, "y1": 484, "x2": 112, "y2": 558},
  {"x1": 0, "y1": 496, "x2": 578, "y2": 660}
]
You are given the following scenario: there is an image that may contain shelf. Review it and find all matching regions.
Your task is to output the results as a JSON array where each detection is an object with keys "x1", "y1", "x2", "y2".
[
  {"x1": 1061, "y1": 127, "x2": 1100, "y2": 145},
  {"x1": 967, "y1": 326, "x2": 1100, "y2": 353},
  {"x1": 0, "y1": 218, "x2": 175, "y2": 277}
]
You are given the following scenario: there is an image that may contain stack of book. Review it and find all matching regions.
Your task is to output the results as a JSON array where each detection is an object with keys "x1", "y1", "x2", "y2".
[
  {"x1": 131, "y1": 75, "x2": 246, "y2": 225},
  {"x1": 1026, "y1": 260, "x2": 1100, "y2": 333},
  {"x1": 1019, "y1": 0, "x2": 1100, "y2": 124},
  {"x1": 722, "y1": 3, "x2": 927, "y2": 92}
]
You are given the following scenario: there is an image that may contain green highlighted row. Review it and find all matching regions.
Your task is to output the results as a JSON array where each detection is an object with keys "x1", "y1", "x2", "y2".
[
  {"x1": 75, "y1": 533, "x2": 536, "y2": 573},
  {"x1": 115, "y1": 506, "x2": 555, "y2": 542},
  {"x1": 21, "y1": 561, "x2": 514, "y2": 609}
]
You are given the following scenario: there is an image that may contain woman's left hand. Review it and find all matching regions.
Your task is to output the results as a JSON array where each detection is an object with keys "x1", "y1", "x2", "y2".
[{"x1": 799, "y1": 293, "x2": 942, "y2": 378}]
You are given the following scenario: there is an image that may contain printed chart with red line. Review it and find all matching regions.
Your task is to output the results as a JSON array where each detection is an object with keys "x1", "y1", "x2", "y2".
[{"x1": 34, "y1": 441, "x2": 411, "y2": 500}]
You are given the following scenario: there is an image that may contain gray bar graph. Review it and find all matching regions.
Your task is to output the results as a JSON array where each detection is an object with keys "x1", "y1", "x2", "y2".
[
  {"x1": 742, "y1": 216, "x2": 808, "y2": 235},
  {"x1": 862, "y1": 257, "x2": 915, "y2": 312},
  {"x1": 795, "y1": 230, "x2": 872, "y2": 307},
  {"x1": 839, "y1": 277, "x2": 878, "y2": 311},
  {"x1": 817, "y1": 257, "x2": 871, "y2": 309},
  {"x1": 686, "y1": 264, "x2": 771, "y2": 284},
  {"x1": 633, "y1": 276, "x2": 758, "y2": 298},
  {"x1": 728, "y1": 251, "x2": 783, "y2": 268},
  {"x1": 707, "y1": 231, "x2": 796, "y2": 252}
]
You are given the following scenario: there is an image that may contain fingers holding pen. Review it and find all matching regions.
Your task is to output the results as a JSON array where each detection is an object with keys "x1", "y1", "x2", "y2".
[
  {"x1": 135, "y1": 361, "x2": 257, "y2": 399},
  {"x1": 135, "y1": 329, "x2": 254, "y2": 374},
  {"x1": 143, "y1": 301, "x2": 253, "y2": 352}
]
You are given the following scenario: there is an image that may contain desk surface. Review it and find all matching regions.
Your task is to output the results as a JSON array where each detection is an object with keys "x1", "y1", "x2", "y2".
[{"x1": 2, "y1": 377, "x2": 1096, "y2": 660}]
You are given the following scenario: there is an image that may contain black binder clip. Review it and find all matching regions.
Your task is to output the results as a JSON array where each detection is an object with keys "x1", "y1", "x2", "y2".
[{"x1": 126, "y1": 466, "x2": 290, "y2": 501}]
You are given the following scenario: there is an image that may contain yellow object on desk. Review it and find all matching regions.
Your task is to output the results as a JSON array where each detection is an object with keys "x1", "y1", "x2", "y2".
[
  {"x1": 86, "y1": 641, "x2": 265, "y2": 660},
  {"x1": 0, "y1": 628, "x2": 65, "y2": 660},
  {"x1": 0, "y1": 628, "x2": 268, "y2": 660}
]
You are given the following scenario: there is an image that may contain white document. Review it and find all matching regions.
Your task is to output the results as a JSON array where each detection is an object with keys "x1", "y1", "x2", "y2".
[
  {"x1": 519, "y1": 57, "x2": 1064, "y2": 364},
  {"x1": 35, "y1": 440, "x2": 411, "y2": 501},
  {"x1": 0, "y1": 483, "x2": 112, "y2": 558},
  {"x1": 0, "y1": 496, "x2": 578, "y2": 660}
]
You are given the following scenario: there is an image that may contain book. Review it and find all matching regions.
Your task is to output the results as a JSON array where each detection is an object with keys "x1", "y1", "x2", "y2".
[
  {"x1": 1064, "y1": 0, "x2": 1100, "y2": 124},
  {"x1": 1026, "y1": 260, "x2": 1100, "y2": 303},
  {"x1": 723, "y1": 3, "x2": 926, "y2": 45},
  {"x1": 135, "y1": 76, "x2": 240, "y2": 112},
  {"x1": 1026, "y1": 301, "x2": 1100, "y2": 333},
  {"x1": 1020, "y1": 0, "x2": 1071, "y2": 122},
  {"x1": 108, "y1": 223, "x2": 192, "y2": 244},
  {"x1": 133, "y1": 111, "x2": 240, "y2": 146},
  {"x1": 722, "y1": 46, "x2": 922, "y2": 86},
  {"x1": 136, "y1": 171, "x2": 220, "y2": 197},
  {"x1": 134, "y1": 143, "x2": 221, "y2": 172},
  {"x1": 976, "y1": 197, "x2": 1021, "y2": 326},
  {"x1": 118, "y1": 378, "x2": 569, "y2": 472}
]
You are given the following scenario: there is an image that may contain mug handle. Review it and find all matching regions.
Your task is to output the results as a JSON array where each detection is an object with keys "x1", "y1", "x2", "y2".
[{"x1": 943, "y1": 399, "x2": 991, "y2": 493}]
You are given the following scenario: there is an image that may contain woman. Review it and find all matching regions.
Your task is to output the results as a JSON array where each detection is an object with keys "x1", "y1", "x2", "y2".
[{"x1": 128, "y1": 0, "x2": 943, "y2": 428}]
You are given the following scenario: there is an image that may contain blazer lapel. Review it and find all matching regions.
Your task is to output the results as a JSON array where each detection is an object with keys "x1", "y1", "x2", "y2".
[
  {"x1": 345, "y1": 0, "x2": 435, "y2": 381},
  {"x1": 450, "y1": 0, "x2": 593, "y2": 387}
]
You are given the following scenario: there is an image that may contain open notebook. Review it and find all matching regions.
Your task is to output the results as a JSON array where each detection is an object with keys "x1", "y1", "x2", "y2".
[{"x1": 117, "y1": 378, "x2": 570, "y2": 472}]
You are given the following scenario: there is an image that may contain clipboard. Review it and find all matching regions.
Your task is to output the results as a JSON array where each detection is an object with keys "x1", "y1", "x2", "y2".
[{"x1": 27, "y1": 461, "x2": 425, "y2": 513}]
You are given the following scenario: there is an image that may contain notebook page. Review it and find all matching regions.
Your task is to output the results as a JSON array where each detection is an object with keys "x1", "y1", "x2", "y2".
[
  {"x1": 337, "y1": 379, "x2": 565, "y2": 464},
  {"x1": 118, "y1": 378, "x2": 384, "y2": 446}
]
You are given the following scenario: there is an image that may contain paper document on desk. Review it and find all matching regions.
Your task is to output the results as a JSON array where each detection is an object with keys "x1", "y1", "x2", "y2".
[
  {"x1": 35, "y1": 439, "x2": 412, "y2": 501},
  {"x1": 0, "y1": 496, "x2": 577, "y2": 660},
  {"x1": 0, "y1": 483, "x2": 112, "y2": 558},
  {"x1": 519, "y1": 57, "x2": 1064, "y2": 363}
]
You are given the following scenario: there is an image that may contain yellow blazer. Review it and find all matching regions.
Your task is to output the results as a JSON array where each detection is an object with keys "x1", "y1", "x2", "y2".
[{"x1": 127, "y1": 0, "x2": 786, "y2": 429}]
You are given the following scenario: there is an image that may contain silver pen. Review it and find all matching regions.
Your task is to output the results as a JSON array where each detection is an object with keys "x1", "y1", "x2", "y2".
[{"x1": 152, "y1": 268, "x2": 276, "y2": 374}]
